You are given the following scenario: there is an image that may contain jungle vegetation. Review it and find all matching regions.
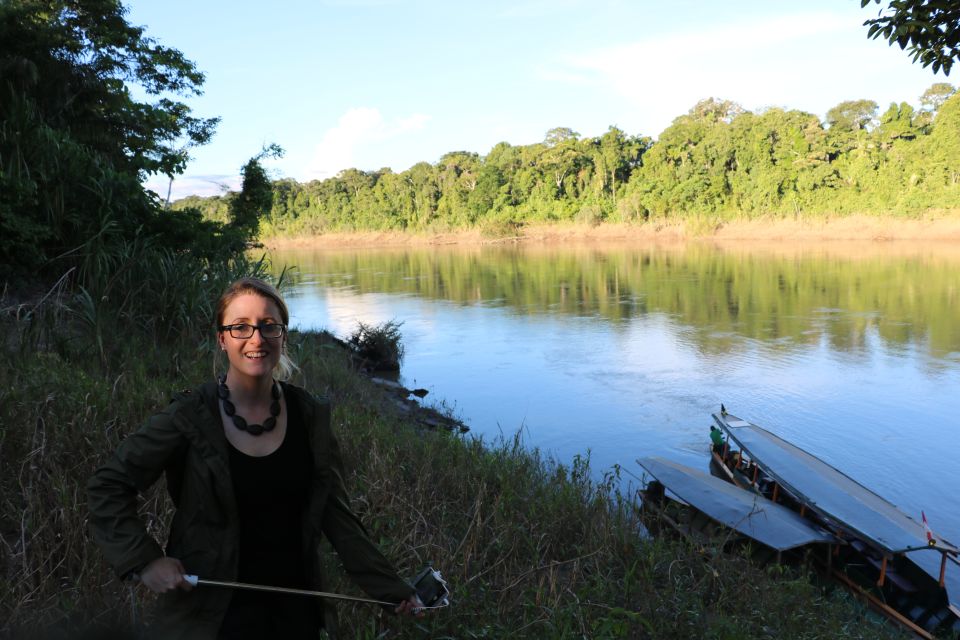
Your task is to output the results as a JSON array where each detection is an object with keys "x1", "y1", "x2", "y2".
[
  {"x1": 0, "y1": 0, "x2": 273, "y2": 296},
  {"x1": 175, "y1": 89, "x2": 960, "y2": 237}
]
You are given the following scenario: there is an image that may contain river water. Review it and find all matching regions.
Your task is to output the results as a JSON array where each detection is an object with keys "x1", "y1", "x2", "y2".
[{"x1": 269, "y1": 241, "x2": 960, "y2": 545}]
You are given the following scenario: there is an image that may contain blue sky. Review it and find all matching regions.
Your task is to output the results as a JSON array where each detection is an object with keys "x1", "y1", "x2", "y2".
[{"x1": 124, "y1": 0, "x2": 951, "y2": 199}]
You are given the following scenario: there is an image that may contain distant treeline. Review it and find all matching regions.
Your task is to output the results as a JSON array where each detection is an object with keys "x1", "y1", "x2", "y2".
[{"x1": 175, "y1": 87, "x2": 960, "y2": 235}]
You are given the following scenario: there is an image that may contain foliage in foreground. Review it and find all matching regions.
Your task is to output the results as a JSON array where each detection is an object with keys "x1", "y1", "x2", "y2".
[
  {"x1": 0, "y1": 0, "x2": 220, "y2": 279},
  {"x1": 861, "y1": 0, "x2": 960, "y2": 75},
  {"x1": 0, "y1": 319, "x2": 909, "y2": 638},
  {"x1": 0, "y1": 0, "x2": 278, "y2": 299}
]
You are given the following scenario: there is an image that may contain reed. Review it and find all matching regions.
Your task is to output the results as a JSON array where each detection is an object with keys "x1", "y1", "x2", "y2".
[{"x1": 0, "y1": 321, "x2": 909, "y2": 639}]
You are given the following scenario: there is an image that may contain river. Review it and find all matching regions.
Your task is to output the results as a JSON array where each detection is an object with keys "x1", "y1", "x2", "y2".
[{"x1": 269, "y1": 240, "x2": 960, "y2": 545}]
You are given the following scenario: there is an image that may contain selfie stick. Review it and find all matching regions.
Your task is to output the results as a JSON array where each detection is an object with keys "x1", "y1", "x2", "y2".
[
  {"x1": 182, "y1": 566, "x2": 450, "y2": 611},
  {"x1": 183, "y1": 575, "x2": 395, "y2": 606}
]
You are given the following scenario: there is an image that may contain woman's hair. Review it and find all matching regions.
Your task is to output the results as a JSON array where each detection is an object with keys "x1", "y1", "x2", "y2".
[{"x1": 215, "y1": 277, "x2": 297, "y2": 380}]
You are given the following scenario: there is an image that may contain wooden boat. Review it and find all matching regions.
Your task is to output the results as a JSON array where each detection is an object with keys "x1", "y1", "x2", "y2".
[
  {"x1": 711, "y1": 410, "x2": 960, "y2": 639},
  {"x1": 637, "y1": 456, "x2": 838, "y2": 567}
]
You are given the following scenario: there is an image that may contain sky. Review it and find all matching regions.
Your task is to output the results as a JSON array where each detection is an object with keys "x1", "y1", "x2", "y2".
[{"x1": 123, "y1": 0, "x2": 952, "y2": 200}]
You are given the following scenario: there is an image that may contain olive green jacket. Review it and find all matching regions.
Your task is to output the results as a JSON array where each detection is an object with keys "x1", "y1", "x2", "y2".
[{"x1": 87, "y1": 381, "x2": 413, "y2": 639}]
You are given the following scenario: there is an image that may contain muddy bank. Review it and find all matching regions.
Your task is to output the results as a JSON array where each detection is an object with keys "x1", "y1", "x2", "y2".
[
  {"x1": 324, "y1": 332, "x2": 469, "y2": 433},
  {"x1": 261, "y1": 213, "x2": 960, "y2": 250}
]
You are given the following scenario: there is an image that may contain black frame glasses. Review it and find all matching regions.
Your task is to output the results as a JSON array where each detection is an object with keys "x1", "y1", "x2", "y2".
[{"x1": 218, "y1": 323, "x2": 286, "y2": 339}]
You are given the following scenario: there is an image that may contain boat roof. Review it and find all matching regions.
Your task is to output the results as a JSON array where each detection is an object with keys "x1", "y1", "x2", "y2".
[
  {"x1": 713, "y1": 412, "x2": 960, "y2": 558},
  {"x1": 637, "y1": 456, "x2": 838, "y2": 552}
]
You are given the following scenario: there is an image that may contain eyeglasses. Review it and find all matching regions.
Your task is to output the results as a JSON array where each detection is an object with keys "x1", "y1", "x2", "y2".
[{"x1": 218, "y1": 323, "x2": 286, "y2": 339}]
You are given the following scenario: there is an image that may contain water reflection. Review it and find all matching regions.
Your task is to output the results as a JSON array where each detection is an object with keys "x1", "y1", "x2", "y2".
[
  {"x1": 269, "y1": 241, "x2": 960, "y2": 543},
  {"x1": 275, "y1": 243, "x2": 960, "y2": 364}
]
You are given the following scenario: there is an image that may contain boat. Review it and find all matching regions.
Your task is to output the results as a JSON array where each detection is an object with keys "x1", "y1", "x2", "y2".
[
  {"x1": 711, "y1": 409, "x2": 960, "y2": 639},
  {"x1": 637, "y1": 456, "x2": 838, "y2": 566}
]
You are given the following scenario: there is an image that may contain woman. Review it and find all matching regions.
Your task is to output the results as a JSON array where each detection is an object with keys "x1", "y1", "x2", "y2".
[{"x1": 88, "y1": 277, "x2": 421, "y2": 639}]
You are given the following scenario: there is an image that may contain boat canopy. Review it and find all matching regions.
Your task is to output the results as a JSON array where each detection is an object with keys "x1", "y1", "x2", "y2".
[
  {"x1": 713, "y1": 412, "x2": 960, "y2": 558},
  {"x1": 637, "y1": 456, "x2": 837, "y2": 552}
]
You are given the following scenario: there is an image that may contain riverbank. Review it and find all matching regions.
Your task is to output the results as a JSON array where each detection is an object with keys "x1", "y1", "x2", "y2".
[
  {"x1": 1, "y1": 315, "x2": 910, "y2": 638},
  {"x1": 261, "y1": 212, "x2": 960, "y2": 250}
]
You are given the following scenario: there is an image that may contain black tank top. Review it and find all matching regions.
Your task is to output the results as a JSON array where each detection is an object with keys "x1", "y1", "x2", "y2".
[{"x1": 224, "y1": 389, "x2": 313, "y2": 587}]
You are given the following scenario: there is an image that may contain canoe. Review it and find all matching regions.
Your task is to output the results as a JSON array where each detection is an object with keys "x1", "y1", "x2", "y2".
[
  {"x1": 637, "y1": 456, "x2": 837, "y2": 559},
  {"x1": 712, "y1": 410, "x2": 960, "y2": 638}
]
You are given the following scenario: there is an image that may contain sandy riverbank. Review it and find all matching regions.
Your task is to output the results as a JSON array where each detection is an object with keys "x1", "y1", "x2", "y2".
[{"x1": 261, "y1": 213, "x2": 960, "y2": 250}]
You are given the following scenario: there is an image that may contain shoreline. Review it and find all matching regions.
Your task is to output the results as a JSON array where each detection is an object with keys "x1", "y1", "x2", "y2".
[{"x1": 261, "y1": 213, "x2": 960, "y2": 250}]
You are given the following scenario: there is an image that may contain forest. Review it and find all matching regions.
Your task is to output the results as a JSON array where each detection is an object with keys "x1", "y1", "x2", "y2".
[{"x1": 175, "y1": 88, "x2": 960, "y2": 237}]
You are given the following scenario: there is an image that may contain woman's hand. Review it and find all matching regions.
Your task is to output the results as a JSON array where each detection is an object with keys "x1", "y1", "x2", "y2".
[
  {"x1": 394, "y1": 593, "x2": 425, "y2": 617},
  {"x1": 139, "y1": 557, "x2": 192, "y2": 594}
]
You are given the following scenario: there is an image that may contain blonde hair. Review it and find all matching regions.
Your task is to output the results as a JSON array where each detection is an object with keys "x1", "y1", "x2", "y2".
[{"x1": 215, "y1": 277, "x2": 298, "y2": 380}]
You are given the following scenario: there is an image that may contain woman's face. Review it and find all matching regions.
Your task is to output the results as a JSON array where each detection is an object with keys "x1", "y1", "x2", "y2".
[{"x1": 218, "y1": 292, "x2": 285, "y2": 381}]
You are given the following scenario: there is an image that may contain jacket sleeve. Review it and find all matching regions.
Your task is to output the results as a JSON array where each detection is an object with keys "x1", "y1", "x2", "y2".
[
  {"x1": 320, "y1": 420, "x2": 415, "y2": 603},
  {"x1": 87, "y1": 404, "x2": 186, "y2": 579}
]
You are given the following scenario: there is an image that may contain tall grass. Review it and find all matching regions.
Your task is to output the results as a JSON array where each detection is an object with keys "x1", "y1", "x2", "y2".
[
  {"x1": 11, "y1": 243, "x2": 273, "y2": 370},
  {"x1": 0, "y1": 315, "x2": 910, "y2": 638}
]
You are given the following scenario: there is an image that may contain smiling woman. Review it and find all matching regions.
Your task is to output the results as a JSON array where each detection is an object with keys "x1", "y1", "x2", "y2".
[
  {"x1": 87, "y1": 277, "x2": 422, "y2": 640},
  {"x1": 216, "y1": 279, "x2": 291, "y2": 385}
]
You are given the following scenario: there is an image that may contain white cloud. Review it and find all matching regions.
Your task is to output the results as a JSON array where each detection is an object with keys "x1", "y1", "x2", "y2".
[
  {"x1": 304, "y1": 107, "x2": 431, "y2": 180},
  {"x1": 397, "y1": 113, "x2": 432, "y2": 131},
  {"x1": 546, "y1": 11, "x2": 906, "y2": 137}
]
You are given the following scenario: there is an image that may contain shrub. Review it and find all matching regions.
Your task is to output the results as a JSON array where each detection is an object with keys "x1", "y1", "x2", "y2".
[
  {"x1": 574, "y1": 204, "x2": 605, "y2": 227},
  {"x1": 347, "y1": 320, "x2": 405, "y2": 371}
]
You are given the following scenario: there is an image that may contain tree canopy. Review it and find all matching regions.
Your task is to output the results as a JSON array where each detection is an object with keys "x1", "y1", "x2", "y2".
[{"x1": 825, "y1": 99, "x2": 879, "y2": 130}]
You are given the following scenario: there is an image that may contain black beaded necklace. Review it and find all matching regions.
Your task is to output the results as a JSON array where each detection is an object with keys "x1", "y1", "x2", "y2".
[{"x1": 217, "y1": 375, "x2": 281, "y2": 436}]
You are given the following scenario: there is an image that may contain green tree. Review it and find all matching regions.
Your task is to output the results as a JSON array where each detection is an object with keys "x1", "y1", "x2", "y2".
[
  {"x1": 920, "y1": 82, "x2": 957, "y2": 113},
  {"x1": 861, "y1": 0, "x2": 960, "y2": 75},
  {"x1": 541, "y1": 133, "x2": 586, "y2": 197},
  {"x1": 913, "y1": 83, "x2": 956, "y2": 129},
  {"x1": 596, "y1": 126, "x2": 646, "y2": 203},
  {"x1": 404, "y1": 162, "x2": 440, "y2": 228},
  {"x1": 436, "y1": 151, "x2": 481, "y2": 225},
  {"x1": 0, "y1": 0, "x2": 219, "y2": 275},
  {"x1": 544, "y1": 127, "x2": 580, "y2": 147},
  {"x1": 824, "y1": 100, "x2": 878, "y2": 161},
  {"x1": 468, "y1": 164, "x2": 506, "y2": 219},
  {"x1": 687, "y1": 97, "x2": 746, "y2": 124},
  {"x1": 826, "y1": 99, "x2": 879, "y2": 131},
  {"x1": 923, "y1": 92, "x2": 960, "y2": 187},
  {"x1": 877, "y1": 102, "x2": 917, "y2": 144},
  {"x1": 228, "y1": 144, "x2": 284, "y2": 239}
]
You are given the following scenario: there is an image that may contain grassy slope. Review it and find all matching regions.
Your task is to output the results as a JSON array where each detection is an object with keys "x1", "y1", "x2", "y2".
[{"x1": 0, "y1": 328, "x2": 908, "y2": 639}]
